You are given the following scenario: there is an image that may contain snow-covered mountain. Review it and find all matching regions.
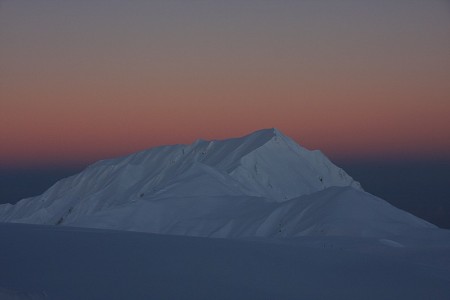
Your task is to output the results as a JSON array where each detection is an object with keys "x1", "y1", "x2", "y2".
[{"x1": 0, "y1": 128, "x2": 434, "y2": 237}]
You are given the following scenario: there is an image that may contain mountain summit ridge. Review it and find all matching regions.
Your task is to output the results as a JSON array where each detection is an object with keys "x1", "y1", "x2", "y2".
[{"x1": 0, "y1": 128, "x2": 434, "y2": 237}]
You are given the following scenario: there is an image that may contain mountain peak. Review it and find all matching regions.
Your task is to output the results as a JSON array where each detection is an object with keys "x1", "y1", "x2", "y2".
[
  {"x1": 271, "y1": 127, "x2": 283, "y2": 136},
  {"x1": 0, "y1": 128, "x2": 399, "y2": 238},
  {"x1": 246, "y1": 127, "x2": 284, "y2": 139}
]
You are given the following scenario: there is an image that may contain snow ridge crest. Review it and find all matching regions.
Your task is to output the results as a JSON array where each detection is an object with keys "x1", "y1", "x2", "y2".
[{"x1": 3, "y1": 128, "x2": 426, "y2": 239}]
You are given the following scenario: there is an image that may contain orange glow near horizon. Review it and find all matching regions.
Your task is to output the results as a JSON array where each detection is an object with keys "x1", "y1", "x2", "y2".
[{"x1": 1, "y1": 1, "x2": 450, "y2": 168}]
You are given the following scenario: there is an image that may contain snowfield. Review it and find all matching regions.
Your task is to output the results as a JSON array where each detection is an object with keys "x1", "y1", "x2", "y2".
[
  {"x1": 1, "y1": 128, "x2": 449, "y2": 299},
  {"x1": 1, "y1": 223, "x2": 449, "y2": 300}
]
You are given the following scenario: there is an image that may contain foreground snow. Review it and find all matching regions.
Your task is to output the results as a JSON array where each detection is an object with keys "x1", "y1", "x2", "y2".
[{"x1": 1, "y1": 223, "x2": 449, "y2": 300}]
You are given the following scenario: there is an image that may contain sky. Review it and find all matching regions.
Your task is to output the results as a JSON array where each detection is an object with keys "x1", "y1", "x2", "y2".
[{"x1": 1, "y1": 0, "x2": 450, "y2": 168}]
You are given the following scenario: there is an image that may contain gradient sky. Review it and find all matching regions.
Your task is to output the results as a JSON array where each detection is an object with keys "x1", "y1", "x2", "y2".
[{"x1": 1, "y1": 0, "x2": 450, "y2": 167}]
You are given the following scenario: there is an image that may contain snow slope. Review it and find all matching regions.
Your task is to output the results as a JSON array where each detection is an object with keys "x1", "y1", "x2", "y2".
[
  {"x1": 1, "y1": 223, "x2": 450, "y2": 300},
  {"x1": 0, "y1": 128, "x2": 435, "y2": 237}
]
